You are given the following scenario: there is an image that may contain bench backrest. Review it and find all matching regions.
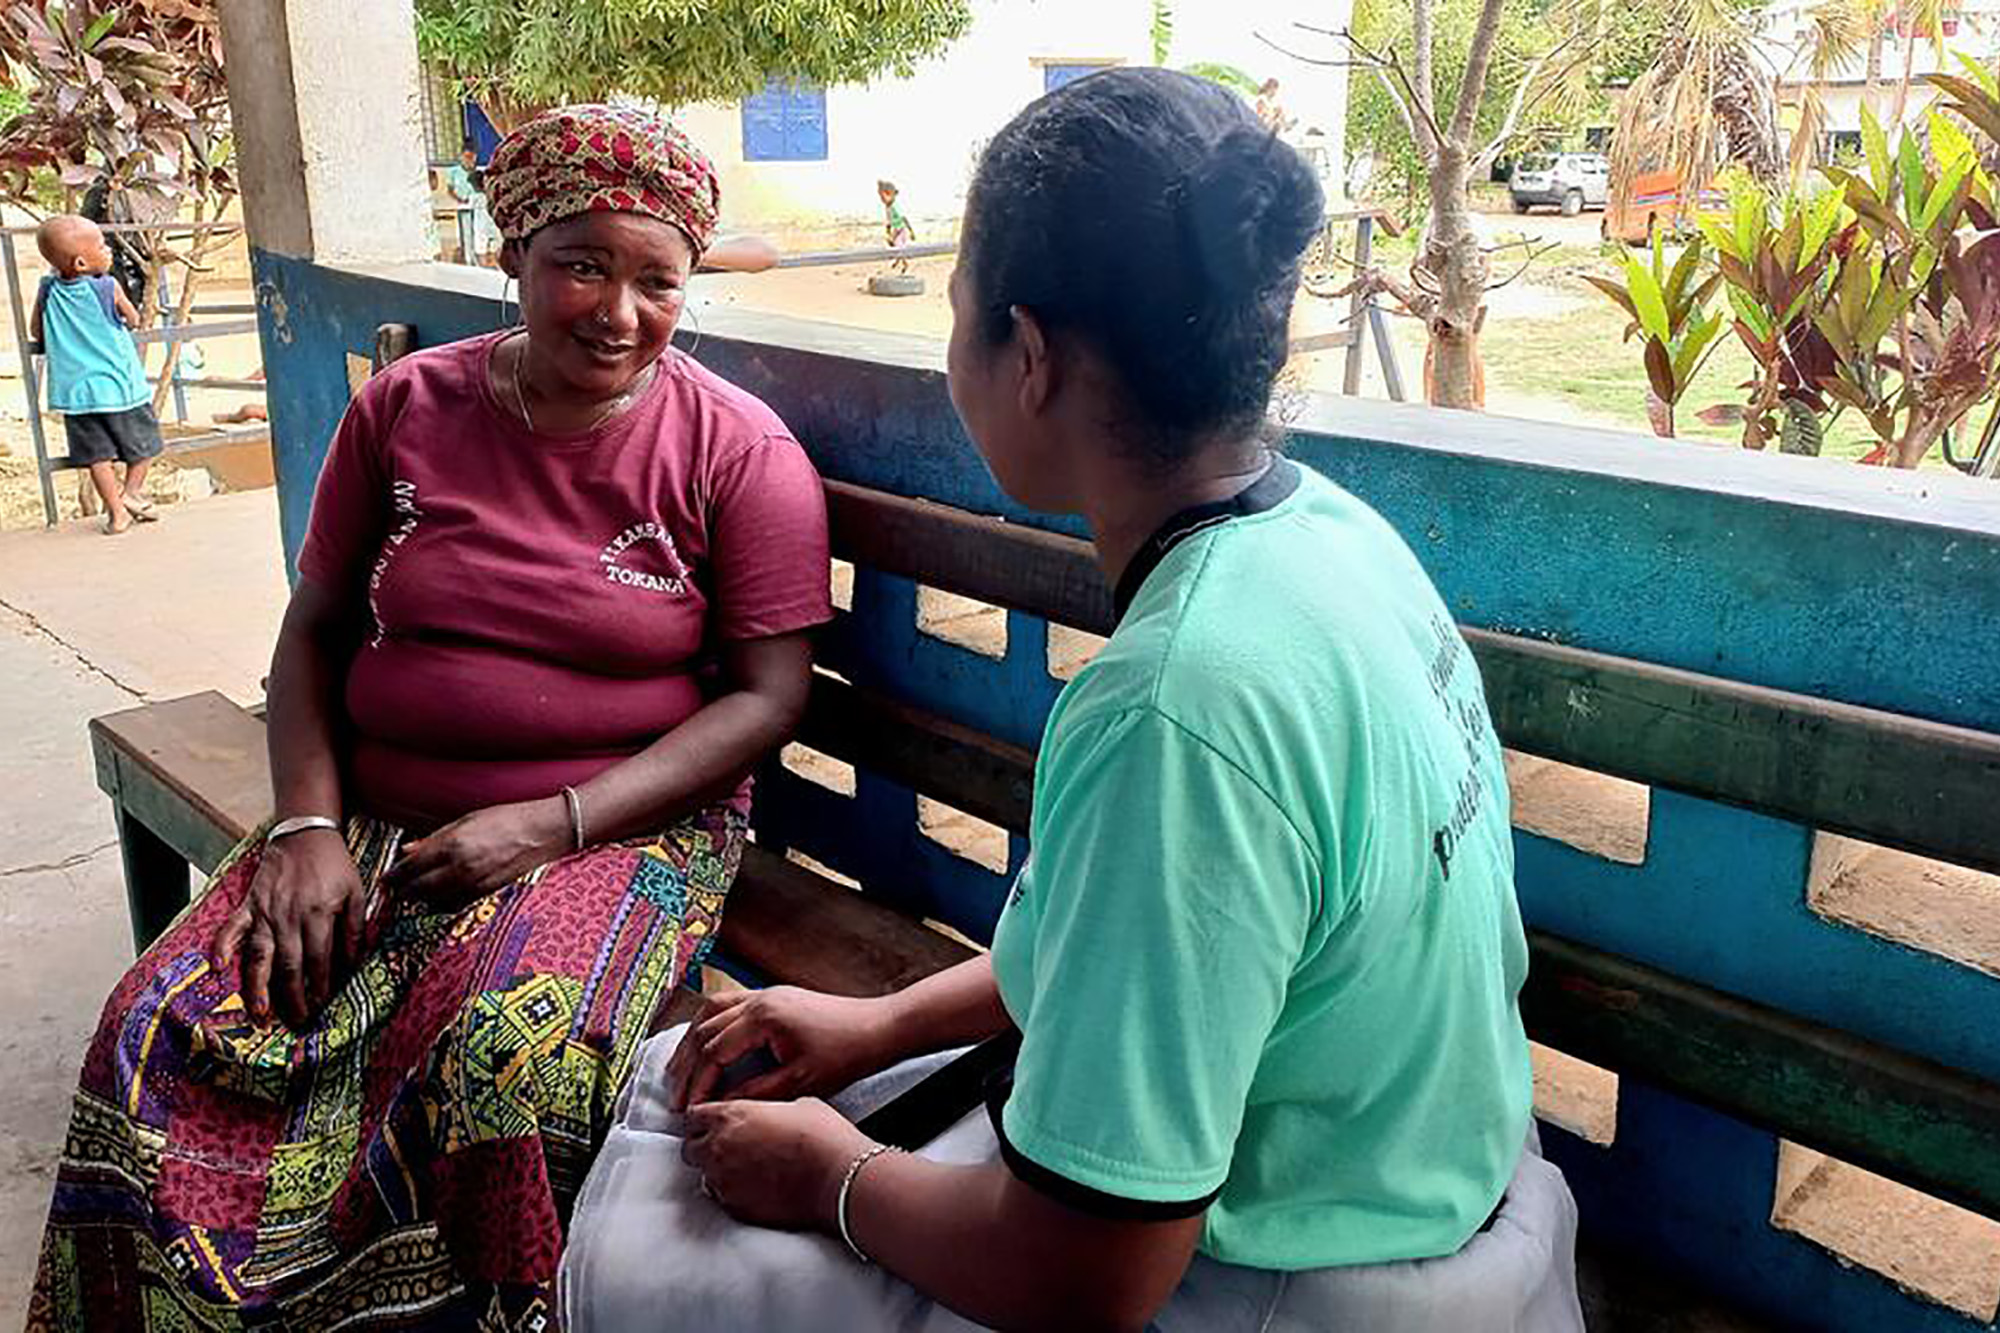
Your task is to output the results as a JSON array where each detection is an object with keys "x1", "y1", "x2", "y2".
[{"x1": 261, "y1": 295, "x2": 2000, "y2": 1333}]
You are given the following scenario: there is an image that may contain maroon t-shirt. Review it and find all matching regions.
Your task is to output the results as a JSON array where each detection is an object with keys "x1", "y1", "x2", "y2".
[{"x1": 297, "y1": 331, "x2": 832, "y2": 829}]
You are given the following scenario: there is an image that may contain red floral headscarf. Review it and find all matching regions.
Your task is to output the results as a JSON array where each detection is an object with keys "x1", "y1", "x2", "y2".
[{"x1": 485, "y1": 104, "x2": 721, "y2": 255}]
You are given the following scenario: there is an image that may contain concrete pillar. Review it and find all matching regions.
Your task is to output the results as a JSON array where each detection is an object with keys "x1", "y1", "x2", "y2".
[{"x1": 216, "y1": 0, "x2": 432, "y2": 264}]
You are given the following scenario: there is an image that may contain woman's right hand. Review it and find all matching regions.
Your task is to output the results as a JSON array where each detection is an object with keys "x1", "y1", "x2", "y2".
[
  {"x1": 210, "y1": 828, "x2": 367, "y2": 1031},
  {"x1": 667, "y1": 986, "x2": 900, "y2": 1111}
]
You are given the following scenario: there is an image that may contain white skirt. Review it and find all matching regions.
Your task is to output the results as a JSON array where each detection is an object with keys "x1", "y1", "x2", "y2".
[{"x1": 560, "y1": 1026, "x2": 1586, "y2": 1332}]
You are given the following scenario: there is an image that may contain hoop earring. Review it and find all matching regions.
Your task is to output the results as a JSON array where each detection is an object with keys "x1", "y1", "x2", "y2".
[
  {"x1": 498, "y1": 275, "x2": 522, "y2": 328},
  {"x1": 677, "y1": 300, "x2": 703, "y2": 358}
]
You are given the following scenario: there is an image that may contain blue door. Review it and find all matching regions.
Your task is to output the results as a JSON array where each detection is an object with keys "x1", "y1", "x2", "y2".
[{"x1": 462, "y1": 102, "x2": 502, "y2": 164}]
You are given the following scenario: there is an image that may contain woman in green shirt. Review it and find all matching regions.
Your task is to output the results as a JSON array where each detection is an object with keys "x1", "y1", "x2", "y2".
[{"x1": 563, "y1": 67, "x2": 1583, "y2": 1332}]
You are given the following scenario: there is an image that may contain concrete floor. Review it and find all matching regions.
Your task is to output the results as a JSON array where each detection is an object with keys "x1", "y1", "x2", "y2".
[{"x1": 0, "y1": 489, "x2": 287, "y2": 1318}]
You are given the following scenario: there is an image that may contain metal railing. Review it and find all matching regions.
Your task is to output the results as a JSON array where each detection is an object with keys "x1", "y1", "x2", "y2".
[{"x1": 1, "y1": 220, "x2": 265, "y2": 527}]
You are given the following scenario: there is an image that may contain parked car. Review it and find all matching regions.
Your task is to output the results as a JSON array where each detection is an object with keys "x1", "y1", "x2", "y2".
[{"x1": 1509, "y1": 152, "x2": 1609, "y2": 216}]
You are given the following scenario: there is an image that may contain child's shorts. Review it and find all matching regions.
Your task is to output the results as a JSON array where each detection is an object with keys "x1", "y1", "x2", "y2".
[{"x1": 63, "y1": 404, "x2": 165, "y2": 466}]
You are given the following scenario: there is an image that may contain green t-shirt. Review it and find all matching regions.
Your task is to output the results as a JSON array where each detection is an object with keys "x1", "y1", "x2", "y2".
[{"x1": 989, "y1": 460, "x2": 1533, "y2": 1271}]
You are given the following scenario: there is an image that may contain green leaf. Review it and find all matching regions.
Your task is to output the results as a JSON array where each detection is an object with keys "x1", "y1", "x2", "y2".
[
  {"x1": 1663, "y1": 235, "x2": 1705, "y2": 323},
  {"x1": 1774, "y1": 212, "x2": 1805, "y2": 274},
  {"x1": 1698, "y1": 216, "x2": 1737, "y2": 261},
  {"x1": 1815, "y1": 309, "x2": 1857, "y2": 360},
  {"x1": 1859, "y1": 284, "x2": 1919, "y2": 349},
  {"x1": 1953, "y1": 52, "x2": 2000, "y2": 99},
  {"x1": 83, "y1": 9, "x2": 117, "y2": 50},
  {"x1": 1899, "y1": 130, "x2": 1929, "y2": 223},
  {"x1": 1673, "y1": 310, "x2": 1724, "y2": 392},
  {"x1": 1734, "y1": 182, "x2": 1765, "y2": 261},
  {"x1": 1730, "y1": 287, "x2": 1774, "y2": 345},
  {"x1": 1920, "y1": 155, "x2": 1973, "y2": 235},
  {"x1": 1930, "y1": 110, "x2": 1976, "y2": 171},
  {"x1": 1182, "y1": 61, "x2": 1258, "y2": 94},
  {"x1": 1803, "y1": 188, "x2": 1844, "y2": 262},
  {"x1": 1862, "y1": 104, "x2": 1892, "y2": 201},
  {"x1": 1780, "y1": 399, "x2": 1825, "y2": 456},
  {"x1": 1625, "y1": 254, "x2": 1671, "y2": 345}
]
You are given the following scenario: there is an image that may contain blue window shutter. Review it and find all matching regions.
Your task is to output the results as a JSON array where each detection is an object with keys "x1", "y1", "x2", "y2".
[
  {"x1": 742, "y1": 80, "x2": 789, "y2": 161},
  {"x1": 785, "y1": 85, "x2": 828, "y2": 161},
  {"x1": 742, "y1": 79, "x2": 827, "y2": 162}
]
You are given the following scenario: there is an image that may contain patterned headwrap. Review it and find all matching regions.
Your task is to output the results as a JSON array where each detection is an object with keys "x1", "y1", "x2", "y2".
[{"x1": 485, "y1": 104, "x2": 721, "y2": 255}]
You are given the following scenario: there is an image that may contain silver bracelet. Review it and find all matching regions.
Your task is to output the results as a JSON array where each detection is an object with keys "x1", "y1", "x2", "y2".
[
  {"x1": 560, "y1": 785, "x2": 585, "y2": 852},
  {"x1": 266, "y1": 814, "x2": 340, "y2": 844},
  {"x1": 836, "y1": 1143, "x2": 898, "y2": 1265}
]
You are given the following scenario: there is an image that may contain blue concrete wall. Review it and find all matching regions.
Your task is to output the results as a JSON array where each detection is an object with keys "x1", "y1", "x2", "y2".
[{"x1": 252, "y1": 249, "x2": 2000, "y2": 1332}]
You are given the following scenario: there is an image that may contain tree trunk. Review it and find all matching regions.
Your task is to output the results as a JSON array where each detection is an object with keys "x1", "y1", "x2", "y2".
[
  {"x1": 1895, "y1": 418, "x2": 1945, "y2": 468},
  {"x1": 1864, "y1": 23, "x2": 1886, "y2": 122},
  {"x1": 1419, "y1": 145, "x2": 1489, "y2": 409},
  {"x1": 1888, "y1": 17, "x2": 1921, "y2": 131}
]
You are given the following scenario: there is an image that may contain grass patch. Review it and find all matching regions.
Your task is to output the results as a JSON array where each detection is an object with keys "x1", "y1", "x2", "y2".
[{"x1": 1479, "y1": 297, "x2": 1890, "y2": 463}]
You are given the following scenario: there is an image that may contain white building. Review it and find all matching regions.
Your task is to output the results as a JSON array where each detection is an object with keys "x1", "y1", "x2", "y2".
[
  {"x1": 1761, "y1": 0, "x2": 2000, "y2": 149},
  {"x1": 668, "y1": 0, "x2": 1352, "y2": 231}
]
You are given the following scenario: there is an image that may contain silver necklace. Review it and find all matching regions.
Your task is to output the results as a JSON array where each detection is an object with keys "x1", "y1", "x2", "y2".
[{"x1": 508, "y1": 330, "x2": 655, "y2": 435}]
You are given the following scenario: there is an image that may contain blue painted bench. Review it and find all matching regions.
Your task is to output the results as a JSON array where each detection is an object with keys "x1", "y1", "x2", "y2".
[
  {"x1": 95, "y1": 465, "x2": 2000, "y2": 1198},
  {"x1": 90, "y1": 315, "x2": 2000, "y2": 1330}
]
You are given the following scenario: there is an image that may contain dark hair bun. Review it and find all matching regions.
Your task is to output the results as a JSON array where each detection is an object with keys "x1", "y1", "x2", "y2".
[
  {"x1": 1185, "y1": 128, "x2": 1324, "y2": 292},
  {"x1": 963, "y1": 68, "x2": 1324, "y2": 461}
]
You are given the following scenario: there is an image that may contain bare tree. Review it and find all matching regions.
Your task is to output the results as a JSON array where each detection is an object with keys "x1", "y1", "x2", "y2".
[{"x1": 1270, "y1": 8, "x2": 1584, "y2": 409}]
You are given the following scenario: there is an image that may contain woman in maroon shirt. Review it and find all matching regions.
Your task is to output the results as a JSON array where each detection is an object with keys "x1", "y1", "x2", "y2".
[{"x1": 29, "y1": 106, "x2": 831, "y2": 1331}]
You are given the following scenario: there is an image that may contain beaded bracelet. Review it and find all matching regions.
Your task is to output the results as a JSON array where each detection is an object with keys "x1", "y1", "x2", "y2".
[{"x1": 836, "y1": 1143, "x2": 900, "y2": 1264}]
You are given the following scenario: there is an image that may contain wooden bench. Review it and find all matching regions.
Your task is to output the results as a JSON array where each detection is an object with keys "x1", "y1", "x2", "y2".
[{"x1": 95, "y1": 470, "x2": 2000, "y2": 1236}]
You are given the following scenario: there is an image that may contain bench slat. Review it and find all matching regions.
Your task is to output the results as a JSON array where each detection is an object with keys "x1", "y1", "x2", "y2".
[
  {"x1": 796, "y1": 674, "x2": 1035, "y2": 833},
  {"x1": 727, "y1": 847, "x2": 976, "y2": 997},
  {"x1": 1471, "y1": 629, "x2": 2000, "y2": 875},
  {"x1": 826, "y1": 480, "x2": 2000, "y2": 873},
  {"x1": 91, "y1": 692, "x2": 267, "y2": 866},
  {"x1": 826, "y1": 480, "x2": 1115, "y2": 635},
  {"x1": 93, "y1": 692, "x2": 2000, "y2": 1220},
  {"x1": 1524, "y1": 929, "x2": 2000, "y2": 1222}
]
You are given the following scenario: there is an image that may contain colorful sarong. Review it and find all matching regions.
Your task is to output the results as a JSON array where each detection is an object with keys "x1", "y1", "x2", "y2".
[{"x1": 29, "y1": 806, "x2": 745, "y2": 1331}]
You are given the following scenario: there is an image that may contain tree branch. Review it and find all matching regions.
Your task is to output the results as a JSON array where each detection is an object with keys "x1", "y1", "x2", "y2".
[
  {"x1": 1448, "y1": 0, "x2": 1510, "y2": 150},
  {"x1": 1332, "y1": 267, "x2": 1440, "y2": 324},
  {"x1": 1411, "y1": 0, "x2": 1437, "y2": 134},
  {"x1": 1472, "y1": 35, "x2": 1594, "y2": 172},
  {"x1": 1260, "y1": 27, "x2": 1441, "y2": 153},
  {"x1": 1484, "y1": 240, "x2": 1561, "y2": 291}
]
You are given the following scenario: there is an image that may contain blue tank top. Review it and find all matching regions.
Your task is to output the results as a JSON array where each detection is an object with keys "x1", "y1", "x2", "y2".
[{"x1": 39, "y1": 274, "x2": 148, "y2": 413}]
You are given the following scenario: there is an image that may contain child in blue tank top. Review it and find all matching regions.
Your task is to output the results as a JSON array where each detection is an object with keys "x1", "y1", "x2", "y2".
[{"x1": 31, "y1": 214, "x2": 164, "y2": 534}]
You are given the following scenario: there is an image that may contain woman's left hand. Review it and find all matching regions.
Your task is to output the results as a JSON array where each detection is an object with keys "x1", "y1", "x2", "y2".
[
  {"x1": 681, "y1": 1097, "x2": 873, "y2": 1231},
  {"x1": 387, "y1": 797, "x2": 571, "y2": 903}
]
